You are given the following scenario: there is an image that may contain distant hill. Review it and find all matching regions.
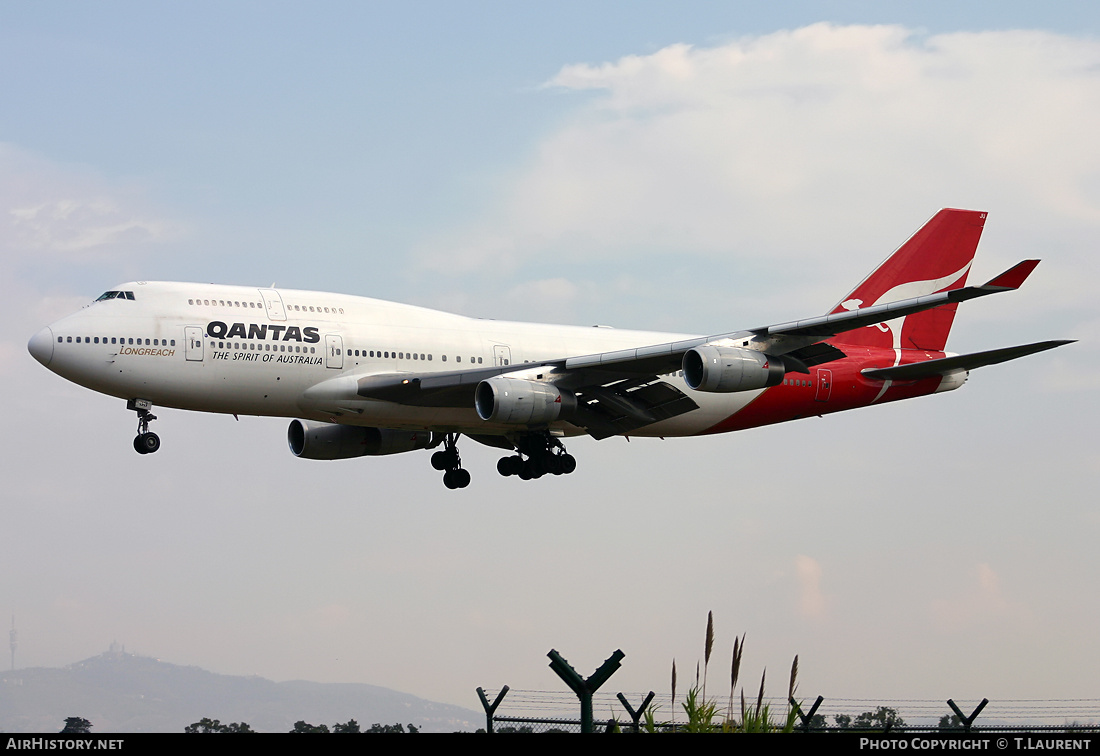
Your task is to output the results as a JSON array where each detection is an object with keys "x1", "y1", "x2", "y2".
[{"x1": 0, "y1": 650, "x2": 481, "y2": 733}]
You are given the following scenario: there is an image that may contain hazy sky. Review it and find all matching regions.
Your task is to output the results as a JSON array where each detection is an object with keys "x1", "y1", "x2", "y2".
[{"x1": 2, "y1": 1, "x2": 1097, "y2": 725}]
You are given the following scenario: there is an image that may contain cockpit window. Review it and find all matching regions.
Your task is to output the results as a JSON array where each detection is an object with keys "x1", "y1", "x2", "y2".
[{"x1": 95, "y1": 291, "x2": 135, "y2": 301}]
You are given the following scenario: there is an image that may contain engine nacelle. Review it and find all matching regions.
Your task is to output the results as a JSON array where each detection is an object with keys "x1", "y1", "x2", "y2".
[
  {"x1": 287, "y1": 420, "x2": 431, "y2": 460},
  {"x1": 683, "y1": 345, "x2": 785, "y2": 393},
  {"x1": 475, "y1": 377, "x2": 576, "y2": 425}
]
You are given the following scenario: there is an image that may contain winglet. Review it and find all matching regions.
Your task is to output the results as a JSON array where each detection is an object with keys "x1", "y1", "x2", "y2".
[{"x1": 983, "y1": 259, "x2": 1040, "y2": 290}]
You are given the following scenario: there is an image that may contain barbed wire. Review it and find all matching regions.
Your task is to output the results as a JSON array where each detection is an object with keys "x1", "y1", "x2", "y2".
[{"x1": 480, "y1": 688, "x2": 1100, "y2": 725}]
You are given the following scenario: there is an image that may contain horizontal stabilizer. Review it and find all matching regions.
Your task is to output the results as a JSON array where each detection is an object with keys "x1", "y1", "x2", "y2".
[
  {"x1": 983, "y1": 259, "x2": 1039, "y2": 290},
  {"x1": 759, "y1": 259, "x2": 1043, "y2": 343},
  {"x1": 861, "y1": 340, "x2": 1073, "y2": 381}
]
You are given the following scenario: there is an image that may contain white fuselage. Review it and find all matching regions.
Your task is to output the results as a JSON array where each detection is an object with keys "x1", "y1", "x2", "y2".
[{"x1": 31, "y1": 281, "x2": 758, "y2": 438}]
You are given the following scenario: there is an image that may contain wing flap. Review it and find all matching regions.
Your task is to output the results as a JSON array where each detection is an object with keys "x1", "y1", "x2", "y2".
[{"x1": 575, "y1": 378, "x2": 700, "y2": 440}]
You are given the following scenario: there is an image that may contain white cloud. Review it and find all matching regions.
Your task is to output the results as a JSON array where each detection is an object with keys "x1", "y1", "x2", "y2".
[
  {"x1": 10, "y1": 198, "x2": 169, "y2": 253},
  {"x1": 417, "y1": 23, "x2": 1100, "y2": 315},
  {"x1": 0, "y1": 143, "x2": 183, "y2": 263},
  {"x1": 930, "y1": 562, "x2": 1033, "y2": 633},
  {"x1": 795, "y1": 554, "x2": 826, "y2": 619}
]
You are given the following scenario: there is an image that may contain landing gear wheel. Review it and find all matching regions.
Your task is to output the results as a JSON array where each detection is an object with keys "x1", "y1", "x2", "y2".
[
  {"x1": 511, "y1": 432, "x2": 576, "y2": 481},
  {"x1": 522, "y1": 458, "x2": 544, "y2": 479},
  {"x1": 134, "y1": 432, "x2": 160, "y2": 454},
  {"x1": 129, "y1": 399, "x2": 160, "y2": 456},
  {"x1": 443, "y1": 468, "x2": 471, "y2": 489},
  {"x1": 497, "y1": 456, "x2": 523, "y2": 477},
  {"x1": 435, "y1": 433, "x2": 470, "y2": 489}
]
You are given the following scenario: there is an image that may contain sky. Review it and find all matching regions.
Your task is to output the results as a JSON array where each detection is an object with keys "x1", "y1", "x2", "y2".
[{"x1": 2, "y1": 1, "x2": 1097, "y2": 727}]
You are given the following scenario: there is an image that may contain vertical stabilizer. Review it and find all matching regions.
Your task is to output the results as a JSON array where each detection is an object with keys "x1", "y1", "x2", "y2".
[{"x1": 830, "y1": 208, "x2": 987, "y2": 351}]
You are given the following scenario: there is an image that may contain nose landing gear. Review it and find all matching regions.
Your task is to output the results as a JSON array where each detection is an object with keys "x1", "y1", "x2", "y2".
[
  {"x1": 128, "y1": 398, "x2": 160, "y2": 455},
  {"x1": 430, "y1": 433, "x2": 470, "y2": 489}
]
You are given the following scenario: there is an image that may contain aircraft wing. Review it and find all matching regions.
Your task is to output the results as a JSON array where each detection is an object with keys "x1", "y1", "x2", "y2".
[
  {"x1": 352, "y1": 362, "x2": 701, "y2": 439},
  {"x1": 342, "y1": 259, "x2": 1042, "y2": 438}
]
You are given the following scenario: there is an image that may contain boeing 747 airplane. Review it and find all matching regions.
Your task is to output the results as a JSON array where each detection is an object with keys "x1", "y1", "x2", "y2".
[{"x1": 27, "y1": 209, "x2": 1070, "y2": 488}]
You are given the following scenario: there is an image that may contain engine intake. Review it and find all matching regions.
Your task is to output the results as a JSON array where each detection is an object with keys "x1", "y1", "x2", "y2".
[
  {"x1": 288, "y1": 420, "x2": 431, "y2": 459},
  {"x1": 683, "y1": 345, "x2": 785, "y2": 393},
  {"x1": 475, "y1": 377, "x2": 576, "y2": 425}
]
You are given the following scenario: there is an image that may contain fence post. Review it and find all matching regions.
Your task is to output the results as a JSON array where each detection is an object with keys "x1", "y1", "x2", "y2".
[
  {"x1": 476, "y1": 685, "x2": 509, "y2": 734},
  {"x1": 548, "y1": 648, "x2": 625, "y2": 733},
  {"x1": 617, "y1": 691, "x2": 656, "y2": 733},
  {"x1": 947, "y1": 698, "x2": 989, "y2": 733},
  {"x1": 790, "y1": 695, "x2": 824, "y2": 733}
]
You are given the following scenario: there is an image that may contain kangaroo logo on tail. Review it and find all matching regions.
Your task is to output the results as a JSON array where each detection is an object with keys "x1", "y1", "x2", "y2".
[{"x1": 829, "y1": 209, "x2": 985, "y2": 351}]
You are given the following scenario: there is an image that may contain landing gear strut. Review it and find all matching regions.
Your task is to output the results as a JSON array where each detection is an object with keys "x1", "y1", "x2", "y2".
[
  {"x1": 430, "y1": 433, "x2": 470, "y2": 489},
  {"x1": 128, "y1": 398, "x2": 160, "y2": 455},
  {"x1": 497, "y1": 432, "x2": 576, "y2": 480}
]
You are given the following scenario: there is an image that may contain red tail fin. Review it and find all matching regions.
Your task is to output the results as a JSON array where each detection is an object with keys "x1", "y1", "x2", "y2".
[{"x1": 830, "y1": 209, "x2": 987, "y2": 351}]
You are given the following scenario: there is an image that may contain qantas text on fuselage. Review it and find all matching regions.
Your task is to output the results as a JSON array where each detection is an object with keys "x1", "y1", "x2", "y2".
[{"x1": 27, "y1": 209, "x2": 1071, "y2": 488}]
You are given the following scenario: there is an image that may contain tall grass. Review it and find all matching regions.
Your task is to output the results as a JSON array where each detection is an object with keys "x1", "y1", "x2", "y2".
[{"x1": 653, "y1": 611, "x2": 799, "y2": 733}]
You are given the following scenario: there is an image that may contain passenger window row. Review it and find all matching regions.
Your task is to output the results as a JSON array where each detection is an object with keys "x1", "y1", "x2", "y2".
[
  {"x1": 190, "y1": 298, "x2": 262, "y2": 308},
  {"x1": 210, "y1": 342, "x2": 316, "y2": 353},
  {"x1": 187, "y1": 298, "x2": 346, "y2": 315},
  {"x1": 59, "y1": 336, "x2": 175, "y2": 346},
  {"x1": 347, "y1": 349, "x2": 485, "y2": 365}
]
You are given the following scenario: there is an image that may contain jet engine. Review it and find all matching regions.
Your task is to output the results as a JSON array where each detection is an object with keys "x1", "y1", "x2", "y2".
[
  {"x1": 287, "y1": 420, "x2": 431, "y2": 460},
  {"x1": 682, "y1": 345, "x2": 785, "y2": 393},
  {"x1": 475, "y1": 377, "x2": 576, "y2": 425}
]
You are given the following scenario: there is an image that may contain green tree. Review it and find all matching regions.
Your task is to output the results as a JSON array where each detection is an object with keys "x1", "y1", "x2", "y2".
[
  {"x1": 834, "y1": 714, "x2": 851, "y2": 729},
  {"x1": 60, "y1": 717, "x2": 92, "y2": 734},
  {"x1": 364, "y1": 722, "x2": 419, "y2": 733},
  {"x1": 938, "y1": 714, "x2": 963, "y2": 730},
  {"x1": 291, "y1": 720, "x2": 330, "y2": 733},
  {"x1": 223, "y1": 722, "x2": 255, "y2": 733},
  {"x1": 854, "y1": 707, "x2": 906, "y2": 730},
  {"x1": 185, "y1": 718, "x2": 255, "y2": 733},
  {"x1": 333, "y1": 719, "x2": 361, "y2": 733}
]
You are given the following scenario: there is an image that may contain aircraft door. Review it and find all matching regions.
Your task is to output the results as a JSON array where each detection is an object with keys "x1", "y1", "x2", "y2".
[
  {"x1": 185, "y1": 326, "x2": 204, "y2": 362},
  {"x1": 814, "y1": 369, "x2": 833, "y2": 402},
  {"x1": 493, "y1": 345, "x2": 512, "y2": 367},
  {"x1": 325, "y1": 334, "x2": 344, "y2": 369},
  {"x1": 259, "y1": 289, "x2": 287, "y2": 321}
]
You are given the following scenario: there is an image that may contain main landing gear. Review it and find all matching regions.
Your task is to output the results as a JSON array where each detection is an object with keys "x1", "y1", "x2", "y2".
[
  {"x1": 497, "y1": 432, "x2": 577, "y2": 480},
  {"x1": 431, "y1": 433, "x2": 470, "y2": 489},
  {"x1": 128, "y1": 398, "x2": 160, "y2": 455}
]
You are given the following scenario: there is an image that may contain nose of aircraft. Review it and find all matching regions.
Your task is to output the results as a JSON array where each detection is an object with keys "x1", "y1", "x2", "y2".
[{"x1": 28, "y1": 326, "x2": 55, "y2": 367}]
